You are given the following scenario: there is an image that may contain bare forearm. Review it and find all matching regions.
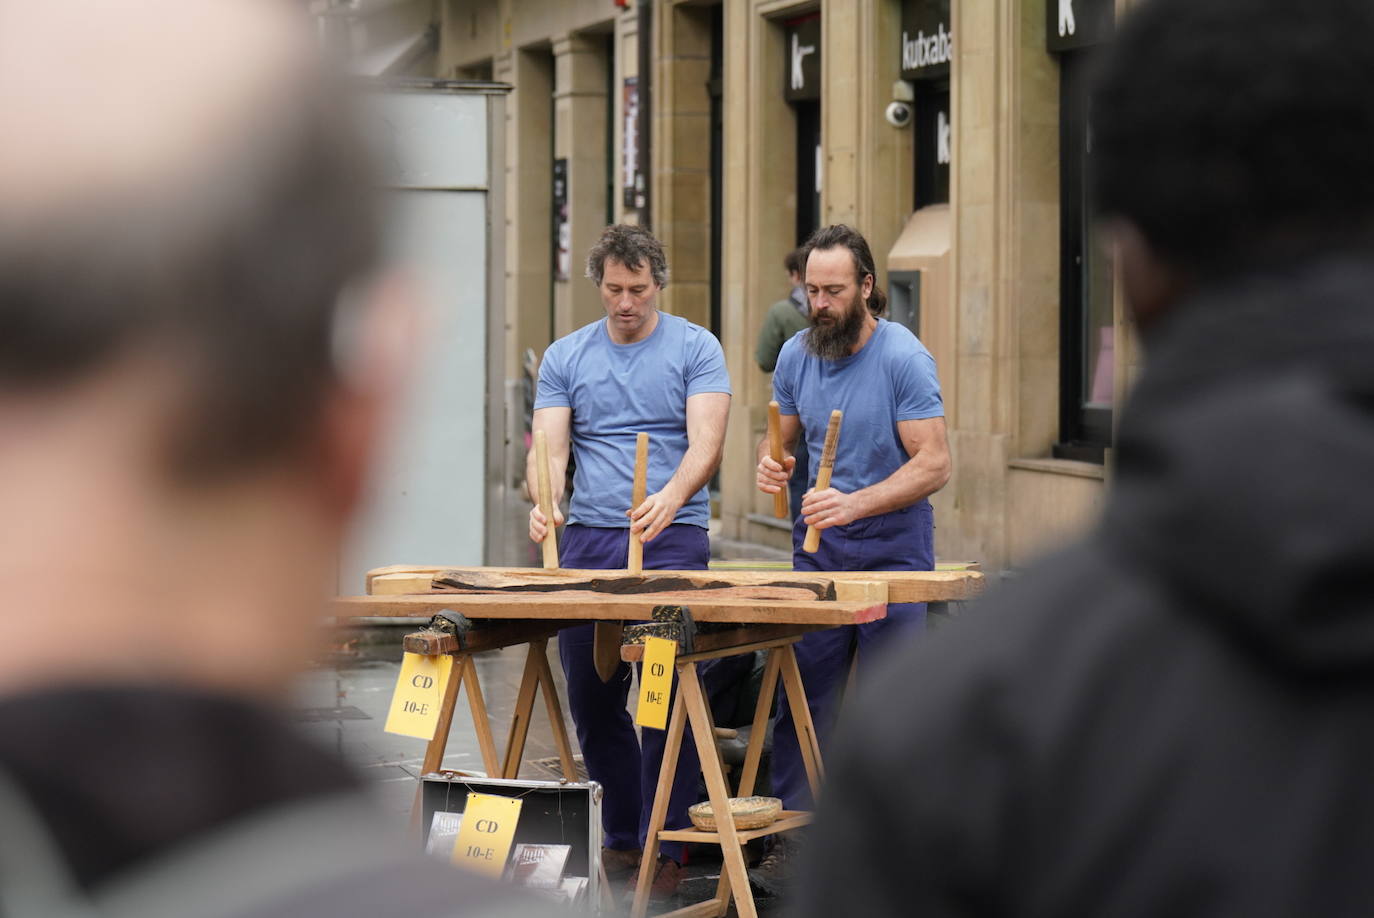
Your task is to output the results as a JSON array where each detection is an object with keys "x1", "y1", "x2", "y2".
[
  {"x1": 664, "y1": 439, "x2": 722, "y2": 504},
  {"x1": 755, "y1": 416, "x2": 800, "y2": 463},
  {"x1": 849, "y1": 454, "x2": 950, "y2": 519},
  {"x1": 524, "y1": 448, "x2": 568, "y2": 505}
]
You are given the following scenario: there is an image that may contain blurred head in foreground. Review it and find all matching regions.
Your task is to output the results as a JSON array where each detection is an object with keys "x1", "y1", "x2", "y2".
[
  {"x1": 1096, "y1": 0, "x2": 1374, "y2": 329},
  {"x1": 795, "y1": 2, "x2": 1374, "y2": 917},
  {"x1": 0, "y1": 4, "x2": 542, "y2": 917},
  {"x1": 0, "y1": 0, "x2": 401, "y2": 695}
]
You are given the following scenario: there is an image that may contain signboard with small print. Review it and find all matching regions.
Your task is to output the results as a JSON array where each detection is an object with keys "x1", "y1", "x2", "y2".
[
  {"x1": 622, "y1": 77, "x2": 639, "y2": 209},
  {"x1": 901, "y1": 0, "x2": 952, "y2": 81},
  {"x1": 552, "y1": 158, "x2": 569, "y2": 281}
]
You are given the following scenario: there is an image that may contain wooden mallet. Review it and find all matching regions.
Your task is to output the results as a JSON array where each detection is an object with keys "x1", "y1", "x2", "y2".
[
  {"x1": 598, "y1": 430, "x2": 649, "y2": 680},
  {"x1": 802, "y1": 409, "x2": 844, "y2": 553},
  {"x1": 533, "y1": 429, "x2": 559, "y2": 569},
  {"x1": 627, "y1": 432, "x2": 649, "y2": 573},
  {"x1": 767, "y1": 400, "x2": 788, "y2": 519}
]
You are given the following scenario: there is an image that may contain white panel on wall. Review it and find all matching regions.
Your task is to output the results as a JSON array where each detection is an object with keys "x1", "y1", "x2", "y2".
[{"x1": 340, "y1": 88, "x2": 492, "y2": 594}]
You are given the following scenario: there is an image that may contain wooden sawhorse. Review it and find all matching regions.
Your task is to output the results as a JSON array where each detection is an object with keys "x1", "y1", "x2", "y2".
[
  {"x1": 625, "y1": 626, "x2": 825, "y2": 918},
  {"x1": 401, "y1": 619, "x2": 581, "y2": 827}
]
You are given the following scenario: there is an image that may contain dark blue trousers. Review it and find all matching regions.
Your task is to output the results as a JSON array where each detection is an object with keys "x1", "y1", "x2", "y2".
[
  {"x1": 557, "y1": 523, "x2": 727, "y2": 862},
  {"x1": 771, "y1": 502, "x2": 935, "y2": 811}
]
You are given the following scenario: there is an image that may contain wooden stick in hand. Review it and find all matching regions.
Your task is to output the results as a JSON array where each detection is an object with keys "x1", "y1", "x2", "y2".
[
  {"x1": 627, "y1": 432, "x2": 649, "y2": 573},
  {"x1": 768, "y1": 401, "x2": 788, "y2": 519},
  {"x1": 802, "y1": 410, "x2": 843, "y2": 553},
  {"x1": 534, "y1": 429, "x2": 559, "y2": 569}
]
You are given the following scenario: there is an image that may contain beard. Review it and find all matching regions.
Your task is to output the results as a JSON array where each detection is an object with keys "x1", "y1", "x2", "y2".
[{"x1": 803, "y1": 292, "x2": 867, "y2": 360}]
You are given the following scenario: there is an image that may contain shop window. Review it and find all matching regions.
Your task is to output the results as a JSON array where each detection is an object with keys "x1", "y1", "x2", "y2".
[
  {"x1": 784, "y1": 13, "x2": 821, "y2": 245},
  {"x1": 1055, "y1": 48, "x2": 1113, "y2": 462},
  {"x1": 794, "y1": 100, "x2": 821, "y2": 243},
  {"x1": 913, "y1": 80, "x2": 950, "y2": 209}
]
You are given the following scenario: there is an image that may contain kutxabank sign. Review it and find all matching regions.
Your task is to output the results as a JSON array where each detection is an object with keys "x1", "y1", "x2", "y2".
[{"x1": 901, "y1": 0, "x2": 951, "y2": 81}]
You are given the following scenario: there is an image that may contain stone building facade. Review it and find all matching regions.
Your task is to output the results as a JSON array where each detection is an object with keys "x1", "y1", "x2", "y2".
[{"x1": 437, "y1": 0, "x2": 1137, "y2": 572}]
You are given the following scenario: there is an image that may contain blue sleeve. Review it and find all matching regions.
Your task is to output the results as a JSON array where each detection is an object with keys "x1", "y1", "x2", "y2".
[
  {"x1": 773, "y1": 337, "x2": 799, "y2": 415},
  {"x1": 894, "y1": 346, "x2": 944, "y2": 421},
  {"x1": 686, "y1": 328, "x2": 732, "y2": 397},
  {"x1": 534, "y1": 342, "x2": 571, "y2": 410}
]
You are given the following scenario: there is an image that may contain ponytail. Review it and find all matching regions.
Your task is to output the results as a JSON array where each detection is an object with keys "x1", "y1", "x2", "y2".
[{"x1": 867, "y1": 283, "x2": 888, "y2": 317}]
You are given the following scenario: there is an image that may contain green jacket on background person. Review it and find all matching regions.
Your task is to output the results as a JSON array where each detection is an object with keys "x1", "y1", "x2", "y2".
[{"x1": 755, "y1": 288, "x2": 810, "y2": 372}]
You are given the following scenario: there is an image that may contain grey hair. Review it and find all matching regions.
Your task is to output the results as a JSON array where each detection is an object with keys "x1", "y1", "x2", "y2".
[{"x1": 585, "y1": 224, "x2": 670, "y2": 289}]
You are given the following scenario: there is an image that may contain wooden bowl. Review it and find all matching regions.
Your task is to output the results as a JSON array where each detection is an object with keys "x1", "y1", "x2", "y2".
[{"x1": 688, "y1": 796, "x2": 782, "y2": 831}]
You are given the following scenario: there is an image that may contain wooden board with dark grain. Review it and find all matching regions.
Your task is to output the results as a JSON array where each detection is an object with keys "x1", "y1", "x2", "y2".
[
  {"x1": 333, "y1": 593, "x2": 887, "y2": 626},
  {"x1": 432, "y1": 569, "x2": 835, "y2": 600},
  {"x1": 364, "y1": 565, "x2": 985, "y2": 604}
]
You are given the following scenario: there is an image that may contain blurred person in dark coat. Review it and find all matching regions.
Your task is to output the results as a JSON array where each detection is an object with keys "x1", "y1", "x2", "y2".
[
  {"x1": 798, "y1": 0, "x2": 1374, "y2": 915},
  {"x1": 0, "y1": 2, "x2": 534, "y2": 916}
]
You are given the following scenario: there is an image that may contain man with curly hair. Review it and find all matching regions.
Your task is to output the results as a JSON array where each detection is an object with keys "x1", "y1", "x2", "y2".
[{"x1": 526, "y1": 224, "x2": 731, "y2": 899}]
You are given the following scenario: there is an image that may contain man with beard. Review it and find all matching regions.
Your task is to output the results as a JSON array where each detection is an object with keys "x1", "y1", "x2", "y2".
[{"x1": 750, "y1": 223, "x2": 950, "y2": 898}]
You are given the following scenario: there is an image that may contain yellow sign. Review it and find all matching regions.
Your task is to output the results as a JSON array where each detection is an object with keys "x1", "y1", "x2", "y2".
[
  {"x1": 452, "y1": 793, "x2": 523, "y2": 878},
  {"x1": 635, "y1": 637, "x2": 677, "y2": 730},
  {"x1": 383, "y1": 652, "x2": 456, "y2": 739}
]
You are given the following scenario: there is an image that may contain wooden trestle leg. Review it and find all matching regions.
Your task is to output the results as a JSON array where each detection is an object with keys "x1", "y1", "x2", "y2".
[
  {"x1": 411, "y1": 651, "x2": 468, "y2": 832},
  {"x1": 501, "y1": 638, "x2": 578, "y2": 781},
  {"x1": 631, "y1": 636, "x2": 823, "y2": 918},
  {"x1": 410, "y1": 640, "x2": 581, "y2": 831},
  {"x1": 631, "y1": 680, "x2": 690, "y2": 918}
]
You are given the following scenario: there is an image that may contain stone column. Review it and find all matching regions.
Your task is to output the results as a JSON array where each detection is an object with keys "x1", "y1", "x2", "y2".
[
  {"x1": 495, "y1": 47, "x2": 555, "y2": 381},
  {"x1": 553, "y1": 32, "x2": 610, "y2": 338}
]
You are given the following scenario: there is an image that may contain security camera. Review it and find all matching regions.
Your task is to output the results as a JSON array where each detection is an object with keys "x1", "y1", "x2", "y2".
[{"x1": 885, "y1": 101, "x2": 912, "y2": 128}]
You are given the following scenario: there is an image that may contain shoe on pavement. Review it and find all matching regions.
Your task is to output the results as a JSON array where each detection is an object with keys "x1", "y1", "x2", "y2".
[
  {"x1": 602, "y1": 847, "x2": 642, "y2": 880},
  {"x1": 748, "y1": 832, "x2": 802, "y2": 899},
  {"x1": 624, "y1": 854, "x2": 683, "y2": 902}
]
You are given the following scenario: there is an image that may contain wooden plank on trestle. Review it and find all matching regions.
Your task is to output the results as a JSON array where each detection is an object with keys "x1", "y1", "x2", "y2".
[
  {"x1": 402, "y1": 620, "x2": 570, "y2": 656},
  {"x1": 432, "y1": 569, "x2": 835, "y2": 600},
  {"x1": 432, "y1": 566, "x2": 982, "y2": 603},
  {"x1": 363, "y1": 564, "x2": 985, "y2": 603},
  {"x1": 332, "y1": 593, "x2": 888, "y2": 626},
  {"x1": 439, "y1": 583, "x2": 824, "y2": 603}
]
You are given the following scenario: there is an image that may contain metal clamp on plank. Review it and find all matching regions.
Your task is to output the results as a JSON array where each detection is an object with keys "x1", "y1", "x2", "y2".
[{"x1": 622, "y1": 604, "x2": 697, "y2": 654}]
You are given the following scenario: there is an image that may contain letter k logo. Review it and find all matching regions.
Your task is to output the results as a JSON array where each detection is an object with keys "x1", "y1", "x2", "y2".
[
  {"x1": 1059, "y1": 0, "x2": 1076, "y2": 37},
  {"x1": 792, "y1": 32, "x2": 816, "y2": 91}
]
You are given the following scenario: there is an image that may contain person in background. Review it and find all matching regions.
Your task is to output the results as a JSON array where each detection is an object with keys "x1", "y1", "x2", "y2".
[
  {"x1": 799, "y1": 0, "x2": 1374, "y2": 915},
  {"x1": 0, "y1": 2, "x2": 532, "y2": 915},
  {"x1": 755, "y1": 248, "x2": 811, "y2": 521}
]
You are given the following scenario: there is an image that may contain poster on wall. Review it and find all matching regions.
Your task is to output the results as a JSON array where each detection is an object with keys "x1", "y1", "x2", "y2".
[
  {"x1": 552, "y1": 157, "x2": 569, "y2": 281},
  {"x1": 622, "y1": 77, "x2": 640, "y2": 210}
]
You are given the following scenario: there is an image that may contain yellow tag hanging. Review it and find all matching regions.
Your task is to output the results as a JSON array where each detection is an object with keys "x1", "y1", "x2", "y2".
[
  {"x1": 452, "y1": 792, "x2": 523, "y2": 878},
  {"x1": 383, "y1": 652, "x2": 456, "y2": 740},
  {"x1": 635, "y1": 637, "x2": 677, "y2": 730}
]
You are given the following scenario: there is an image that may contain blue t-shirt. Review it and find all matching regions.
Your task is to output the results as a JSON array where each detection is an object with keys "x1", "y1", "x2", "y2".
[
  {"x1": 773, "y1": 318, "x2": 943, "y2": 496},
  {"x1": 535, "y1": 312, "x2": 731, "y2": 528}
]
